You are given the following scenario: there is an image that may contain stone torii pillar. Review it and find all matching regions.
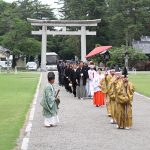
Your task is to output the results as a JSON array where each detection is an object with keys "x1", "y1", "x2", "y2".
[
  {"x1": 41, "y1": 25, "x2": 47, "y2": 71},
  {"x1": 27, "y1": 18, "x2": 101, "y2": 71},
  {"x1": 81, "y1": 26, "x2": 87, "y2": 62}
]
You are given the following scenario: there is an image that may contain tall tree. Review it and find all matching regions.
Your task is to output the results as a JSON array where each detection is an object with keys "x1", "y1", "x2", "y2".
[
  {"x1": 106, "y1": 0, "x2": 150, "y2": 46},
  {"x1": 56, "y1": 0, "x2": 109, "y2": 59},
  {"x1": 0, "y1": 0, "x2": 55, "y2": 67}
]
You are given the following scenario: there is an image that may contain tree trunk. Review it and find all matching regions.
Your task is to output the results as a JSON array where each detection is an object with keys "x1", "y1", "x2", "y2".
[{"x1": 12, "y1": 55, "x2": 16, "y2": 69}]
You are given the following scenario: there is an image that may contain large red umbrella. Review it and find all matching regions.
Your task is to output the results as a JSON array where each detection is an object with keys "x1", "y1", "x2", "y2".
[{"x1": 85, "y1": 46, "x2": 112, "y2": 58}]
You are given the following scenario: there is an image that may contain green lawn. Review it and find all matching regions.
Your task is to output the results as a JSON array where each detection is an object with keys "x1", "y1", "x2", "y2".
[
  {"x1": 129, "y1": 72, "x2": 150, "y2": 97},
  {"x1": 0, "y1": 72, "x2": 40, "y2": 150}
]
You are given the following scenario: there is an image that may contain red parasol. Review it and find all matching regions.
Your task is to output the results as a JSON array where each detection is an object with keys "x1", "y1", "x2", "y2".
[{"x1": 85, "y1": 46, "x2": 112, "y2": 58}]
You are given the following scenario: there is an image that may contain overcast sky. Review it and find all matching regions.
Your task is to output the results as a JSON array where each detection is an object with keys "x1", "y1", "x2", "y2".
[
  {"x1": 4, "y1": 0, "x2": 58, "y2": 6},
  {"x1": 4, "y1": 0, "x2": 62, "y2": 17}
]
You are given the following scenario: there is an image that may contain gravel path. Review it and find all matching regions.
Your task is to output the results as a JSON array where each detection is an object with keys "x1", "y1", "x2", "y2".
[{"x1": 27, "y1": 72, "x2": 150, "y2": 150}]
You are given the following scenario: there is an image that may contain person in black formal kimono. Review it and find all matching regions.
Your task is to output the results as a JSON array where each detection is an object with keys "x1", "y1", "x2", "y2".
[
  {"x1": 64, "y1": 63, "x2": 72, "y2": 93},
  {"x1": 57, "y1": 60, "x2": 64, "y2": 86},
  {"x1": 76, "y1": 61, "x2": 87, "y2": 100},
  {"x1": 70, "y1": 63, "x2": 77, "y2": 97}
]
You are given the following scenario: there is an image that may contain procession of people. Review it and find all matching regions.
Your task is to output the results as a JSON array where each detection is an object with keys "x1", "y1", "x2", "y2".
[
  {"x1": 57, "y1": 60, "x2": 135, "y2": 129},
  {"x1": 41, "y1": 60, "x2": 135, "y2": 130}
]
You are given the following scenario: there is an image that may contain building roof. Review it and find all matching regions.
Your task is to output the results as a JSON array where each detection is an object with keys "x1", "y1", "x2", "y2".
[{"x1": 46, "y1": 52, "x2": 58, "y2": 56}]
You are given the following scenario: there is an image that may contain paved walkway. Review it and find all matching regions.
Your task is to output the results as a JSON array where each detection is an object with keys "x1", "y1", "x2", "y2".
[{"x1": 27, "y1": 72, "x2": 150, "y2": 150}]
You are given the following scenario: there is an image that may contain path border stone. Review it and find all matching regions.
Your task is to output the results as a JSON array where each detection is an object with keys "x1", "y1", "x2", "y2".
[
  {"x1": 20, "y1": 73, "x2": 42, "y2": 150},
  {"x1": 135, "y1": 92, "x2": 150, "y2": 100}
]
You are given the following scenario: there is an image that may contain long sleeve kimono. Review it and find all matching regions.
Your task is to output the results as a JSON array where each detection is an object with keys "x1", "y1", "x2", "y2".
[
  {"x1": 41, "y1": 84, "x2": 60, "y2": 126},
  {"x1": 108, "y1": 76, "x2": 118, "y2": 120},
  {"x1": 101, "y1": 74, "x2": 112, "y2": 94},
  {"x1": 101, "y1": 74, "x2": 112, "y2": 116},
  {"x1": 76, "y1": 67, "x2": 87, "y2": 99},
  {"x1": 115, "y1": 80, "x2": 135, "y2": 128},
  {"x1": 88, "y1": 69, "x2": 97, "y2": 97},
  {"x1": 93, "y1": 73, "x2": 105, "y2": 106}
]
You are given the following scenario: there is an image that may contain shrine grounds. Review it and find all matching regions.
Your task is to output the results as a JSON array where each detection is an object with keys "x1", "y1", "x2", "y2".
[
  {"x1": 129, "y1": 71, "x2": 150, "y2": 97},
  {"x1": 0, "y1": 72, "x2": 39, "y2": 150},
  {"x1": 0, "y1": 71, "x2": 150, "y2": 150}
]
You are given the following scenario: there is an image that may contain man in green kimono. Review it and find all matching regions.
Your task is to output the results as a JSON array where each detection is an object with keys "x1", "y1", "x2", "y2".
[{"x1": 41, "y1": 72, "x2": 60, "y2": 127}]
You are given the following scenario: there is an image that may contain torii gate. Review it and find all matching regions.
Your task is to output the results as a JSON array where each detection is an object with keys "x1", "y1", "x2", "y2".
[{"x1": 27, "y1": 18, "x2": 101, "y2": 71}]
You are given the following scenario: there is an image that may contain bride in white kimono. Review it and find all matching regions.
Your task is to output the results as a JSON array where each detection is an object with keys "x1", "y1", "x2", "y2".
[{"x1": 88, "y1": 63, "x2": 96, "y2": 98}]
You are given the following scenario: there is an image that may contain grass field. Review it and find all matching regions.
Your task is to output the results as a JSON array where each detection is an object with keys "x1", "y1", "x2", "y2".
[
  {"x1": 0, "y1": 72, "x2": 39, "y2": 150},
  {"x1": 129, "y1": 72, "x2": 150, "y2": 97}
]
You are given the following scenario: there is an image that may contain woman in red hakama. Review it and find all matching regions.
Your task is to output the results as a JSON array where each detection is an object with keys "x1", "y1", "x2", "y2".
[
  {"x1": 93, "y1": 91, "x2": 105, "y2": 106},
  {"x1": 93, "y1": 69, "x2": 105, "y2": 107}
]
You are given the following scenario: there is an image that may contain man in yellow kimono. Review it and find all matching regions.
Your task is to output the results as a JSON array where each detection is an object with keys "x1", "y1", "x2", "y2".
[
  {"x1": 101, "y1": 69, "x2": 115, "y2": 117},
  {"x1": 108, "y1": 71, "x2": 120, "y2": 124},
  {"x1": 115, "y1": 76, "x2": 135, "y2": 129},
  {"x1": 101, "y1": 72, "x2": 111, "y2": 117}
]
